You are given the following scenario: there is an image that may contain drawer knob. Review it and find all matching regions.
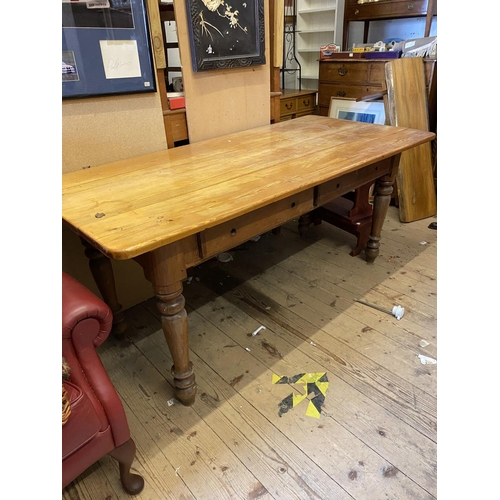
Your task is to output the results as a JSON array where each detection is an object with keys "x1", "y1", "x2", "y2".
[
  {"x1": 337, "y1": 90, "x2": 346, "y2": 97},
  {"x1": 354, "y1": 8, "x2": 359, "y2": 15},
  {"x1": 230, "y1": 228, "x2": 237, "y2": 236},
  {"x1": 338, "y1": 66, "x2": 348, "y2": 76},
  {"x1": 285, "y1": 102, "x2": 293, "y2": 110},
  {"x1": 408, "y1": 3, "x2": 414, "y2": 9},
  {"x1": 291, "y1": 202, "x2": 296, "y2": 208}
]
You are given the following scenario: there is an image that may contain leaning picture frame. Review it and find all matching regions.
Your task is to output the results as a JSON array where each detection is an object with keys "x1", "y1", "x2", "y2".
[
  {"x1": 328, "y1": 98, "x2": 386, "y2": 125},
  {"x1": 62, "y1": 0, "x2": 156, "y2": 99},
  {"x1": 185, "y1": 0, "x2": 266, "y2": 72}
]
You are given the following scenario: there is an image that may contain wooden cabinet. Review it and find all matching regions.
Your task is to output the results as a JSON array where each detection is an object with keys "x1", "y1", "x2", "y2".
[
  {"x1": 280, "y1": 89, "x2": 318, "y2": 121},
  {"x1": 342, "y1": 0, "x2": 437, "y2": 50},
  {"x1": 317, "y1": 58, "x2": 436, "y2": 117}
]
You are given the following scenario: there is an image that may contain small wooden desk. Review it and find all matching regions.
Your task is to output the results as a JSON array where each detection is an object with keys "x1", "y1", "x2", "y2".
[{"x1": 62, "y1": 116, "x2": 434, "y2": 406}]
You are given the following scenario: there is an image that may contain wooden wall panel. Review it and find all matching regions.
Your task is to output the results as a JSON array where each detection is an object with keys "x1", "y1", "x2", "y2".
[
  {"x1": 62, "y1": 92, "x2": 167, "y2": 308},
  {"x1": 62, "y1": 92, "x2": 167, "y2": 173},
  {"x1": 173, "y1": 0, "x2": 270, "y2": 143}
]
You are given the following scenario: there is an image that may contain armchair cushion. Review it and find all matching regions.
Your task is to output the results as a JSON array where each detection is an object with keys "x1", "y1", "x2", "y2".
[{"x1": 62, "y1": 381, "x2": 102, "y2": 459}]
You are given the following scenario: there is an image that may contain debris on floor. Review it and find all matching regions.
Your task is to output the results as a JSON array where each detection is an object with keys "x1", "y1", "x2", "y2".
[
  {"x1": 418, "y1": 354, "x2": 437, "y2": 365},
  {"x1": 216, "y1": 252, "x2": 233, "y2": 262},
  {"x1": 273, "y1": 373, "x2": 329, "y2": 419},
  {"x1": 250, "y1": 325, "x2": 266, "y2": 336},
  {"x1": 354, "y1": 298, "x2": 405, "y2": 320}
]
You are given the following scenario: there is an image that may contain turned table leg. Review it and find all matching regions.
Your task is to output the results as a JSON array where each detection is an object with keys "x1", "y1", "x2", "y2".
[
  {"x1": 81, "y1": 238, "x2": 127, "y2": 336},
  {"x1": 155, "y1": 283, "x2": 196, "y2": 405},
  {"x1": 365, "y1": 175, "x2": 394, "y2": 263},
  {"x1": 136, "y1": 244, "x2": 197, "y2": 406},
  {"x1": 298, "y1": 213, "x2": 313, "y2": 238}
]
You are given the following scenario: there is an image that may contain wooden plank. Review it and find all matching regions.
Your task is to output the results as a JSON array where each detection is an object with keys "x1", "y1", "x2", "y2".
[
  {"x1": 146, "y1": 0, "x2": 166, "y2": 69},
  {"x1": 273, "y1": 0, "x2": 284, "y2": 68},
  {"x1": 124, "y1": 307, "x2": 347, "y2": 499},
  {"x1": 385, "y1": 58, "x2": 437, "y2": 222},
  {"x1": 97, "y1": 332, "x2": 272, "y2": 500},
  {"x1": 189, "y1": 256, "x2": 437, "y2": 399},
  {"x1": 64, "y1": 205, "x2": 437, "y2": 500},
  {"x1": 138, "y1": 305, "x2": 436, "y2": 499},
  {"x1": 62, "y1": 117, "x2": 434, "y2": 259}
]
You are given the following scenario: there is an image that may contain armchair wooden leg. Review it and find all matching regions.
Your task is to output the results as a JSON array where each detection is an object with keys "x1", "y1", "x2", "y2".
[{"x1": 109, "y1": 438, "x2": 144, "y2": 495}]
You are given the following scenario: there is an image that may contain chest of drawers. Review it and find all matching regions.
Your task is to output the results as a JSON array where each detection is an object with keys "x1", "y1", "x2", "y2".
[
  {"x1": 342, "y1": 0, "x2": 434, "y2": 51},
  {"x1": 280, "y1": 89, "x2": 317, "y2": 121},
  {"x1": 318, "y1": 58, "x2": 436, "y2": 119}
]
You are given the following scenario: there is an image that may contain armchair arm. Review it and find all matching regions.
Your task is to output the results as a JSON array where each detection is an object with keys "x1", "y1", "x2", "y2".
[
  {"x1": 62, "y1": 272, "x2": 112, "y2": 347},
  {"x1": 62, "y1": 272, "x2": 130, "y2": 447}
]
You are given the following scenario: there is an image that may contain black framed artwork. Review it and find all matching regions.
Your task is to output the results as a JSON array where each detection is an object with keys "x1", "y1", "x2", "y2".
[
  {"x1": 185, "y1": 0, "x2": 265, "y2": 72},
  {"x1": 62, "y1": 0, "x2": 156, "y2": 99}
]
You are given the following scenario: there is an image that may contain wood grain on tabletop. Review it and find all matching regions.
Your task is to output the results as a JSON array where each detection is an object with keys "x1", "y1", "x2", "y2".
[{"x1": 62, "y1": 116, "x2": 434, "y2": 259}]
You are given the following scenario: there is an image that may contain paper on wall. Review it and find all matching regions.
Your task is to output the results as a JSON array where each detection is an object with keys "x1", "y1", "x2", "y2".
[{"x1": 99, "y1": 40, "x2": 142, "y2": 79}]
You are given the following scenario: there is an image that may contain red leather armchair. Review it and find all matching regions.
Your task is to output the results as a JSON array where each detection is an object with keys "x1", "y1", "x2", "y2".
[{"x1": 62, "y1": 272, "x2": 144, "y2": 494}]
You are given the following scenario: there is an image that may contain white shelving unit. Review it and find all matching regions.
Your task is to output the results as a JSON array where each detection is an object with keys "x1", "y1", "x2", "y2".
[{"x1": 295, "y1": 0, "x2": 344, "y2": 90}]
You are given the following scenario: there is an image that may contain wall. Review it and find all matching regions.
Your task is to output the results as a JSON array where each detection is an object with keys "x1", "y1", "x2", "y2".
[
  {"x1": 62, "y1": 0, "x2": 271, "y2": 311},
  {"x1": 348, "y1": 17, "x2": 437, "y2": 47},
  {"x1": 174, "y1": 0, "x2": 271, "y2": 143},
  {"x1": 62, "y1": 91, "x2": 168, "y2": 308}
]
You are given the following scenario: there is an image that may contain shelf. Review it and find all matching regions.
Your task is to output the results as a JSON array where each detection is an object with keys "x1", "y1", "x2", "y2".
[
  {"x1": 297, "y1": 48, "x2": 322, "y2": 53},
  {"x1": 298, "y1": 29, "x2": 334, "y2": 34},
  {"x1": 298, "y1": 8, "x2": 336, "y2": 14}
]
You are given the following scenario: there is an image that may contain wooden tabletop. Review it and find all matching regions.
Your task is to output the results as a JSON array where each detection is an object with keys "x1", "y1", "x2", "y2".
[{"x1": 62, "y1": 115, "x2": 434, "y2": 260}]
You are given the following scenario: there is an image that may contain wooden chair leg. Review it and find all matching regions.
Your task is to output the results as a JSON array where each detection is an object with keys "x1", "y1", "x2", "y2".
[{"x1": 108, "y1": 438, "x2": 145, "y2": 495}]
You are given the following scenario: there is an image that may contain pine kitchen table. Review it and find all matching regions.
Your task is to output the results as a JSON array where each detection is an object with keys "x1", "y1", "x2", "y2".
[{"x1": 62, "y1": 115, "x2": 434, "y2": 406}]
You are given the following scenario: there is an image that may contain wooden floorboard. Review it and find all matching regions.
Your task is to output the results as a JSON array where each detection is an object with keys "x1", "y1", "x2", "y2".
[{"x1": 63, "y1": 206, "x2": 437, "y2": 500}]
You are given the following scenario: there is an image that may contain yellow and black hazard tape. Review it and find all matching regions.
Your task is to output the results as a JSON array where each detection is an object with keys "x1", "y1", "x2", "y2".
[{"x1": 272, "y1": 372, "x2": 329, "y2": 419}]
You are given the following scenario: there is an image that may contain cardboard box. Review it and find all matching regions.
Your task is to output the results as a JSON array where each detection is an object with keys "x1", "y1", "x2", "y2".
[{"x1": 319, "y1": 43, "x2": 341, "y2": 60}]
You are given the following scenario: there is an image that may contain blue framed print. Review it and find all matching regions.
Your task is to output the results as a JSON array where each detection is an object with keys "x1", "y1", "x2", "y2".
[{"x1": 62, "y1": 0, "x2": 157, "y2": 99}]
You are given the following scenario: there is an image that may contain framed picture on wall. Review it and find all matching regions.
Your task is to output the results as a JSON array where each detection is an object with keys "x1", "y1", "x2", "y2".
[
  {"x1": 185, "y1": 0, "x2": 266, "y2": 72},
  {"x1": 328, "y1": 98, "x2": 386, "y2": 125},
  {"x1": 62, "y1": 0, "x2": 156, "y2": 99}
]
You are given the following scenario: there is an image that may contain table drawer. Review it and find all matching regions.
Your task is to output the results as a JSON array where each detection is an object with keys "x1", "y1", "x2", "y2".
[
  {"x1": 316, "y1": 159, "x2": 393, "y2": 206},
  {"x1": 319, "y1": 62, "x2": 371, "y2": 84},
  {"x1": 201, "y1": 189, "x2": 314, "y2": 258},
  {"x1": 318, "y1": 84, "x2": 382, "y2": 107}
]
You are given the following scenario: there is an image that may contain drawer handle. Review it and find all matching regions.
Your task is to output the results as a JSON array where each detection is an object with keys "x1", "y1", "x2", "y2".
[
  {"x1": 230, "y1": 228, "x2": 237, "y2": 236},
  {"x1": 285, "y1": 103, "x2": 293, "y2": 110},
  {"x1": 337, "y1": 90, "x2": 346, "y2": 97},
  {"x1": 338, "y1": 66, "x2": 348, "y2": 76},
  {"x1": 302, "y1": 99, "x2": 310, "y2": 106},
  {"x1": 354, "y1": 8, "x2": 359, "y2": 15},
  {"x1": 408, "y1": 3, "x2": 413, "y2": 9},
  {"x1": 291, "y1": 202, "x2": 296, "y2": 208}
]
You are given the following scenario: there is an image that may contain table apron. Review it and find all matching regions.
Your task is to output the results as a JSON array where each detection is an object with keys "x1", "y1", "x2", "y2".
[
  {"x1": 316, "y1": 157, "x2": 393, "y2": 207},
  {"x1": 176, "y1": 156, "x2": 395, "y2": 270},
  {"x1": 199, "y1": 188, "x2": 315, "y2": 262}
]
